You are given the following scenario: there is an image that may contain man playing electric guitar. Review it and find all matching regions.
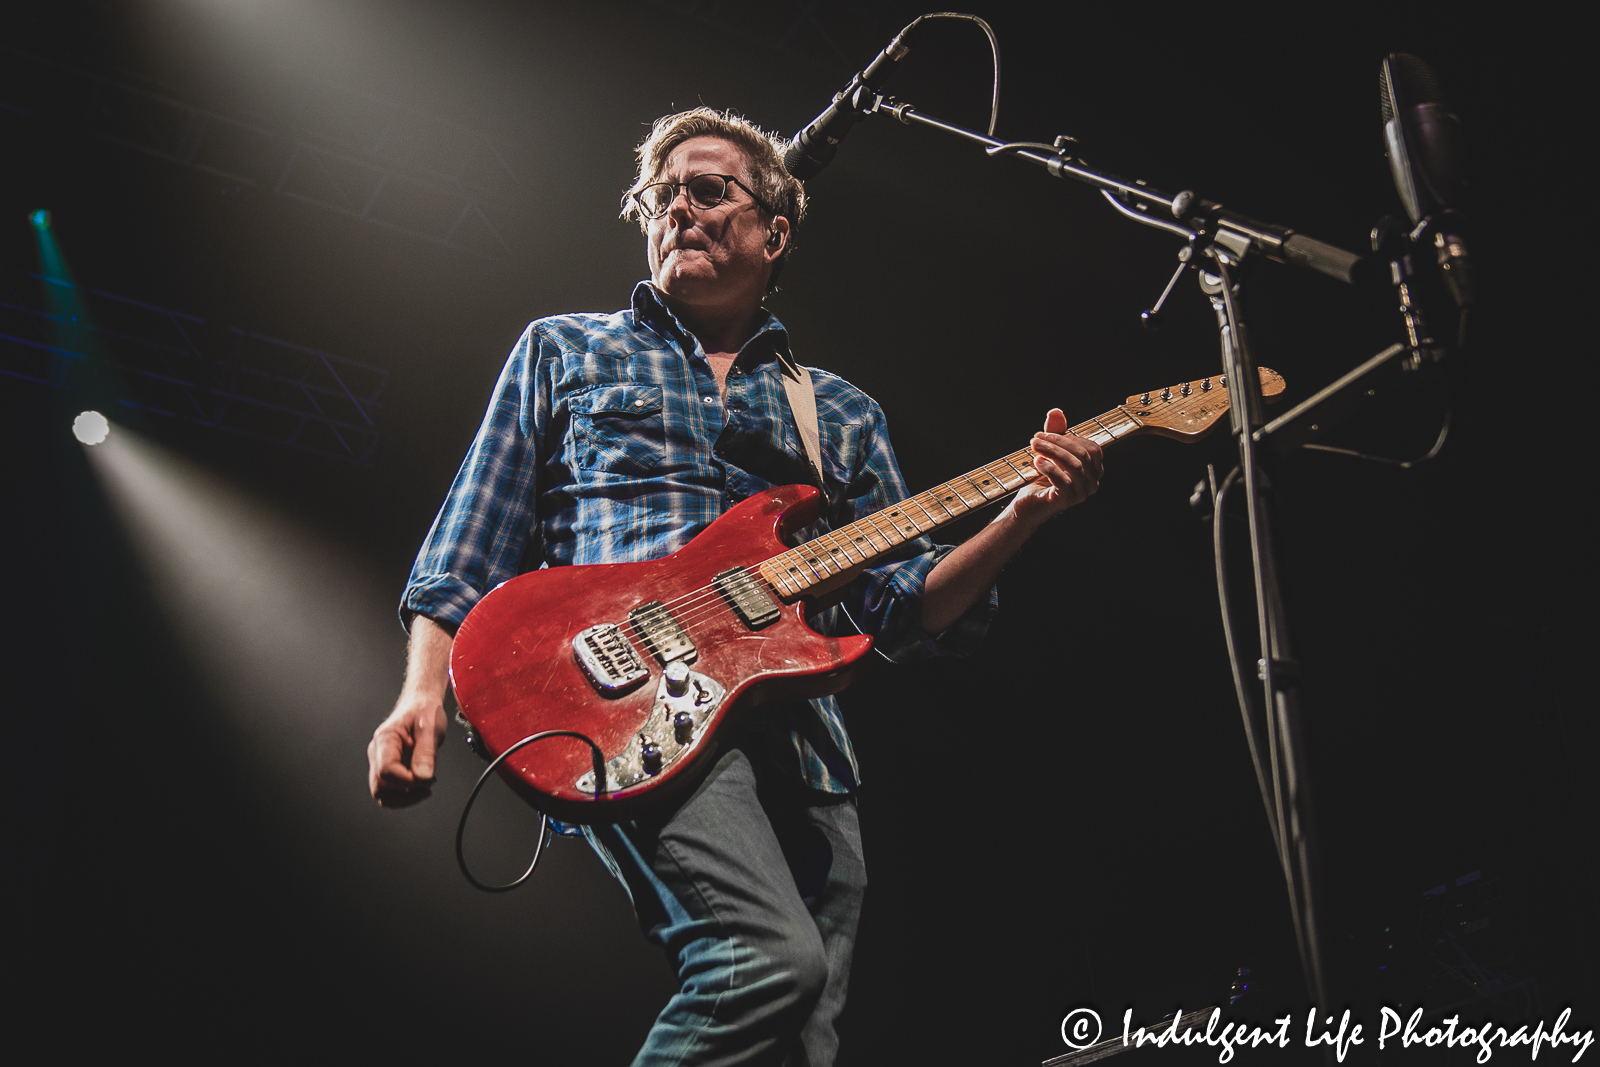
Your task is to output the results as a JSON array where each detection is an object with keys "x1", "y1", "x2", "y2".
[{"x1": 365, "y1": 107, "x2": 1104, "y2": 1066}]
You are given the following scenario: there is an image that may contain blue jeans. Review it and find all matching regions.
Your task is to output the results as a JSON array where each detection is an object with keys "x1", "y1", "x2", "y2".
[{"x1": 586, "y1": 732, "x2": 866, "y2": 1067}]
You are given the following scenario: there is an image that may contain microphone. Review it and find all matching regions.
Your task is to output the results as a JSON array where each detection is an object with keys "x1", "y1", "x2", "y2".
[
  {"x1": 1381, "y1": 53, "x2": 1474, "y2": 308},
  {"x1": 783, "y1": 20, "x2": 923, "y2": 180}
]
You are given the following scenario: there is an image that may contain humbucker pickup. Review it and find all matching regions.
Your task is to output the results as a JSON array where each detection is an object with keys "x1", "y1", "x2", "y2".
[
  {"x1": 714, "y1": 567, "x2": 780, "y2": 629},
  {"x1": 629, "y1": 600, "x2": 695, "y2": 663}
]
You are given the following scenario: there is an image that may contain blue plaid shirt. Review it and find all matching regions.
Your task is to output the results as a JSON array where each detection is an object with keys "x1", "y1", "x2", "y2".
[{"x1": 403, "y1": 282, "x2": 996, "y2": 793}]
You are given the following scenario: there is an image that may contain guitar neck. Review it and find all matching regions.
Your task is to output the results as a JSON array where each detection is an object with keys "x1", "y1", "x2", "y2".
[{"x1": 758, "y1": 403, "x2": 1146, "y2": 599}]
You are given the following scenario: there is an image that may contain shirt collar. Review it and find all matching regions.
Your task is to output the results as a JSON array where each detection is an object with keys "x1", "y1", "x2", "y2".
[{"x1": 630, "y1": 281, "x2": 791, "y2": 369}]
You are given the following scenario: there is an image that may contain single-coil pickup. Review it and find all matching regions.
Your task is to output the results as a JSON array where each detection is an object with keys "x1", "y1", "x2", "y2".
[
  {"x1": 629, "y1": 600, "x2": 695, "y2": 664},
  {"x1": 714, "y1": 567, "x2": 780, "y2": 630},
  {"x1": 572, "y1": 623, "x2": 649, "y2": 694}
]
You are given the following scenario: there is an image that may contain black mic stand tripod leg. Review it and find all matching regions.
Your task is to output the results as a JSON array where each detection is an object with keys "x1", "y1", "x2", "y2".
[{"x1": 1203, "y1": 249, "x2": 1331, "y2": 1012}]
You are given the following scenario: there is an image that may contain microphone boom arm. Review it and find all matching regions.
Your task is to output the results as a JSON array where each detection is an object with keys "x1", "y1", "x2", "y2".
[{"x1": 863, "y1": 94, "x2": 1374, "y2": 287}]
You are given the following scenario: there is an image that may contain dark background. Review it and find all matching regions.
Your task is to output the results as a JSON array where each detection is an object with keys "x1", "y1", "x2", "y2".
[{"x1": 3, "y1": 1, "x2": 1592, "y2": 1062}]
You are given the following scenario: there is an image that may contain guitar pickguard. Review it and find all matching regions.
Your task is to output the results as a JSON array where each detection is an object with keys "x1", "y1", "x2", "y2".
[{"x1": 574, "y1": 664, "x2": 726, "y2": 794}]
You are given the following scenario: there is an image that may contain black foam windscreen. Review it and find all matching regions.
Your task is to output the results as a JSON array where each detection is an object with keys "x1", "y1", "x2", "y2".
[{"x1": 1380, "y1": 53, "x2": 1469, "y2": 226}]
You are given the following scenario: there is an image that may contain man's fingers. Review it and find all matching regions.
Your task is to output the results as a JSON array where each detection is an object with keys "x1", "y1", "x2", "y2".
[
  {"x1": 1034, "y1": 434, "x2": 1103, "y2": 480},
  {"x1": 411, "y1": 718, "x2": 440, "y2": 782},
  {"x1": 368, "y1": 723, "x2": 416, "y2": 795}
]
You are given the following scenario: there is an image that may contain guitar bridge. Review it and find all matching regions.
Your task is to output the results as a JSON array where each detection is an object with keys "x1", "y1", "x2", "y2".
[{"x1": 572, "y1": 624, "x2": 649, "y2": 694}]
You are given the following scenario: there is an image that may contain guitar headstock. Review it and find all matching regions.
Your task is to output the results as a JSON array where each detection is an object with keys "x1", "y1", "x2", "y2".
[{"x1": 1122, "y1": 367, "x2": 1286, "y2": 441}]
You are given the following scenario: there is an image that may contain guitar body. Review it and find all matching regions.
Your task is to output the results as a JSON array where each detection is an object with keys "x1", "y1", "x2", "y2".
[{"x1": 450, "y1": 483, "x2": 875, "y2": 823}]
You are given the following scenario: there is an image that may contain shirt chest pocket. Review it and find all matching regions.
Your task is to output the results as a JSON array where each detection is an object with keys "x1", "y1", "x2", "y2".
[{"x1": 568, "y1": 382, "x2": 666, "y2": 476}]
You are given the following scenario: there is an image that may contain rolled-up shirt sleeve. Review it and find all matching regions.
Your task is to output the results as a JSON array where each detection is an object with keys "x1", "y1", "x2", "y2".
[
  {"x1": 835, "y1": 400, "x2": 998, "y2": 663},
  {"x1": 400, "y1": 326, "x2": 548, "y2": 632}
]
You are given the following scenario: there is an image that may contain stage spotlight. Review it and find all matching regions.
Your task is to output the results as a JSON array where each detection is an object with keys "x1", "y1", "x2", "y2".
[
  {"x1": 29, "y1": 209, "x2": 51, "y2": 229},
  {"x1": 73, "y1": 411, "x2": 110, "y2": 445}
]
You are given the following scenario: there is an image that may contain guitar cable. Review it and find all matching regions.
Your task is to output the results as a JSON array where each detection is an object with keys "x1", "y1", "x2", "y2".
[{"x1": 455, "y1": 729, "x2": 606, "y2": 892}]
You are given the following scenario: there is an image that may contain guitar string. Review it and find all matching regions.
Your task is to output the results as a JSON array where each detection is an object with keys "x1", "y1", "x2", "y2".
[
  {"x1": 609, "y1": 451, "x2": 1043, "y2": 640},
  {"x1": 606, "y1": 398, "x2": 1200, "y2": 646},
  {"x1": 609, "y1": 387, "x2": 1242, "y2": 652},
  {"x1": 619, "y1": 411, "x2": 1123, "y2": 623},
  {"x1": 613, "y1": 380, "x2": 1260, "y2": 645},
  {"x1": 586, "y1": 380, "x2": 1257, "y2": 669},
  {"x1": 611, "y1": 441, "x2": 1063, "y2": 640},
  {"x1": 610, "y1": 397, "x2": 1213, "y2": 644},
  {"x1": 609, "y1": 413, "x2": 1146, "y2": 649}
]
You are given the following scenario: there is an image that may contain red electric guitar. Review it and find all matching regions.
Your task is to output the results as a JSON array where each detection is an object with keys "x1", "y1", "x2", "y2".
[{"x1": 450, "y1": 368, "x2": 1286, "y2": 821}]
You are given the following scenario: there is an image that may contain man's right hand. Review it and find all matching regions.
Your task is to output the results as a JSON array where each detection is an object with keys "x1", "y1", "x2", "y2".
[
  {"x1": 368, "y1": 615, "x2": 455, "y2": 808},
  {"x1": 368, "y1": 696, "x2": 448, "y2": 807}
]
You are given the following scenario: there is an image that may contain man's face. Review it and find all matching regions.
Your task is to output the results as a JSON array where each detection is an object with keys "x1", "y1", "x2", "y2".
[{"x1": 646, "y1": 136, "x2": 780, "y2": 311}]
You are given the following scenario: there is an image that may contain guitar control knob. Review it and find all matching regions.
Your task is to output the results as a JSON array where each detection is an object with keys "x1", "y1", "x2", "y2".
[
  {"x1": 640, "y1": 738, "x2": 662, "y2": 775},
  {"x1": 673, "y1": 711, "x2": 694, "y2": 743},
  {"x1": 664, "y1": 661, "x2": 690, "y2": 697}
]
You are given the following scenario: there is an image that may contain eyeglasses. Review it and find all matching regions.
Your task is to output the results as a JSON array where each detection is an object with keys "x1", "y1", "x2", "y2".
[{"x1": 628, "y1": 173, "x2": 776, "y2": 219}]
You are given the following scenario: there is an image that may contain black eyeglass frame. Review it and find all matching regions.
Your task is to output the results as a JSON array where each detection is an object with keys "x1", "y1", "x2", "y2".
[{"x1": 627, "y1": 174, "x2": 778, "y2": 220}]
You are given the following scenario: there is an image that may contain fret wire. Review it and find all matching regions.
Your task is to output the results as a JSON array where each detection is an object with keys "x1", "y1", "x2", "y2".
[
  {"x1": 960, "y1": 470, "x2": 998, "y2": 501},
  {"x1": 846, "y1": 515, "x2": 889, "y2": 554},
  {"x1": 778, "y1": 552, "x2": 811, "y2": 592},
  {"x1": 977, "y1": 463, "x2": 1009, "y2": 494},
  {"x1": 904, "y1": 494, "x2": 941, "y2": 530},
  {"x1": 882, "y1": 504, "x2": 920, "y2": 540},
  {"x1": 931, "y1": 482, "x2": 972, "y2": 516},
  {"x1": 974, "y1": 467, "x2": 1011, "y2": 499},
  {"x1": 849, "y1": 517, "x2": 893, "y2": 554},
  {"x1": 997, "y1": 455, "x2": 1033, "y2": 490},
  {"x1": 810, "y1": 535, "x2": 842, "y2": 571},
  {"x1": 764, "y1": 561, "x2": 798, "y2": 597},
  {"x1": 950, "y1": 474, "x2": 989, "y2": 508},
  {"x1": 792, "y1": 547, "x2": 828, "y2": 585},
  {"x1": 828, "y1": 525, "x2": 869, "y2": 565},
  {"x1": 865, "y1": 509, "x2": 906, "y2": 546},
  {"x1": 927, "y1": 483, "x2": 966, "y2": 519},
  {"x1": 821, "y1": 528, "x2": 859, "y2": 567},
  {"x1": 763, "y1": 561, "x2": 796, "y2": 598},
  {"x1": 803, "y1": 540, "x2": 841, "y2": 579}
]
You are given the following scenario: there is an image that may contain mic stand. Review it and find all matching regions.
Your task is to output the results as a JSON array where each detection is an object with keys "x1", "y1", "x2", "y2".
[
  {"x1": 1203, "y1": 249, "x2": 1328, "y2": 1011},
  {"x1": 856, "y1": 93, "x2": 1337, "y2": 1008}
]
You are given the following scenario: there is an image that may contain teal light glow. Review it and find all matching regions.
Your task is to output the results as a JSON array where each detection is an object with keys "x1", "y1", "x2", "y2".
[{"x1": 29, "y1": 209, "x2": 51, "y2": 229}]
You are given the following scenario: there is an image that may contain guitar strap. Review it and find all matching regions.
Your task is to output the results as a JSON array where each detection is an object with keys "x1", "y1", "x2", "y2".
[{"x1": 775, "y1": 349, "x2": 830, "y2": 505}]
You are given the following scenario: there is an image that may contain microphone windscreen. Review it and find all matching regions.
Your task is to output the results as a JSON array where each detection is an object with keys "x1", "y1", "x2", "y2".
[{"x1": 1381, "y1": 54, "x2": 1468, "y2": 224}]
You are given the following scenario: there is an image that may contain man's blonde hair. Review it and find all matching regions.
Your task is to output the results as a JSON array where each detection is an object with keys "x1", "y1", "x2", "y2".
[{"x1": 622, "y1": 107, "x2": 808, "y2": 293}]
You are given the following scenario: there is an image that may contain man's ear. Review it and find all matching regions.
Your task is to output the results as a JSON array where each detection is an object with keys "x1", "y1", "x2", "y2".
[{"x1": 764, "y1": 216, "x2": 790, "y2": 262}]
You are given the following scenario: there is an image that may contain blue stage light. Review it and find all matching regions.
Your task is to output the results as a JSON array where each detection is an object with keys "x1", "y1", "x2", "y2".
[{"x1": 29, "y1": 209, "x2": 51, "y2": 229}]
